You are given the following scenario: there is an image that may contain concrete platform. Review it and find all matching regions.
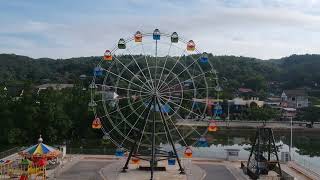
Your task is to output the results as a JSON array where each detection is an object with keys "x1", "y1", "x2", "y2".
[
  {"x1": 49, "y1": 155, "x2": 316, "y2": 180},
  {"x1": 54, "y1": 161, "x2": 111, "y2": 180},
  {"x1": 100, "y1": 158, "x2": 205, "y2": 180}
]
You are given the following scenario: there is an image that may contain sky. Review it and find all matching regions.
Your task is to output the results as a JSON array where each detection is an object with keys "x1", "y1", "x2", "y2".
[{"x1": 0, "y1": 0, "x2": 320, "y2": 59}]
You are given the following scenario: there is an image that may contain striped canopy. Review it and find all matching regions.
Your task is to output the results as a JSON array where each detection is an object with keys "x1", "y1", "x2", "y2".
[{"x1": 19, "y1": 136, "x2": 61, "y2": 159}]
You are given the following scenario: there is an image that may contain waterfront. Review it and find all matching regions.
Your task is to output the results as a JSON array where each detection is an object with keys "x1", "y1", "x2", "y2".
[{"x1": 66, "y1": 127, "x2": 320, "y2": 174}]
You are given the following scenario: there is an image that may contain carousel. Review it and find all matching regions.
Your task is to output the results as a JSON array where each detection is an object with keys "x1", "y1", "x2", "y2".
[{"x1": 17, "y1": 135, "x2": 61, "y2": 180}]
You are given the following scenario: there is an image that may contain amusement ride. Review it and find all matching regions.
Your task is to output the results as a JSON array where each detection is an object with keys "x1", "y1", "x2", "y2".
[{"x1": 89, "y1": 29, "x2": 223, "y2": 179}]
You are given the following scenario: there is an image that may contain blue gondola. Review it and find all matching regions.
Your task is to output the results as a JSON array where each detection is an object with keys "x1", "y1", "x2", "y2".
[
  {"x1": 115, "y1": 148, "x2": 124, "y2": 157},
  {"x1": 200, "y1": 52, "x2": 209, "y2": 63},
  {"x1": 168, "y1": 158, "x2": 176, "y2": 165},
  {"x1": 197, "y1": 137, "x2": 209, "y2": 147},
  {"x1": 153, "y1": 29, "x2": 160, "y2": 40},
  {"x1": 94, "y1": 66, "x2": 103, "y2": 76},
  {"x1": 192, "y1": 101, "x2": 201, "y2": 110},
  {"x1": 213, "y1": 104, "x2": 223, "y2": 116},
  {"x1": 144, "y1": 102, "x2": 171, "y2": 113}
]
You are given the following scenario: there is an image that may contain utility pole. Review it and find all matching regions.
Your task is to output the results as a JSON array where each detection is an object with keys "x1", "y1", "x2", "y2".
[{"x1": 290, "y1": 116, "x2": 293, "y2": 160}]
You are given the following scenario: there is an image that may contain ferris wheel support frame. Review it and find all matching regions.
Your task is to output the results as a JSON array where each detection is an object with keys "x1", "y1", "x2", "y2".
[{"x1": 121, "y1": 95, "x2": 185, "y2": 179}]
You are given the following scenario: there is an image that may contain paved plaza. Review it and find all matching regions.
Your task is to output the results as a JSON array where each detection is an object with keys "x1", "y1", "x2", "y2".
[
  {"x1": 52, "y1": 156, "x2": 245, "y2": 180},
  {"x1": 50, "y1": 155, "x2": 319, "y2": 180},
  {"x1": 55, "y1": 161, "x2": 111, "y2": 180}
]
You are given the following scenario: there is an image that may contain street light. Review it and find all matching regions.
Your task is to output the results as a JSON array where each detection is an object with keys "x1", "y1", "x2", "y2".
[
  {"x1": 227, "y1": 100, "x2": 232, "y2": 127},
  {"x1": 290, "y1": 116, "x2": 293, "y2": 160}
]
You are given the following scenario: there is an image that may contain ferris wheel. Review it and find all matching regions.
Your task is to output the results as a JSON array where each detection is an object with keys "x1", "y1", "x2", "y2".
[{"x1": 89, "y1": 29, "x2": 221, "y2": 177}]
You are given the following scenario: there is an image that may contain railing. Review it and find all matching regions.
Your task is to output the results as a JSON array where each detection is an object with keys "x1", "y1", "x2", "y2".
[
  {"x1": 67, "y1": 147, "x2": 115, "y2": 155},
  {"x1": 0, "y1": 147, "x2": 21, "y2": 159},
  {"x1": 292, "y1": 153, "x2": 320, "y2": 177}
]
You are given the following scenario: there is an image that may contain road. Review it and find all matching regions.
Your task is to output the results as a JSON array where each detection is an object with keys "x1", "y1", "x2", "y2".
[
  {"x1": 176, "y1": 119, "x2": 320, "y2": 130},
  {"x1": 197, "y1": 164, "x2": 236, "y2": 180},
  {"x1": 55, "y1": 161, "x2": 111, "y2": 180}
]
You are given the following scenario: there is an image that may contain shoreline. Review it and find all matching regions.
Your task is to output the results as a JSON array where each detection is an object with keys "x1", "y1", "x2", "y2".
[{"x1": 176, "y1": 120, "x2": 320, "y2": 132}]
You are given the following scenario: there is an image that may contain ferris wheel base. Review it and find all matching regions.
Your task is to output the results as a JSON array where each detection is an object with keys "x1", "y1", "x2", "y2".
[
  {"x1": 101, "y1": 159, "x2": 204, "y2": 180},
  {"x1": 117, "y1": 169, "x2": 187, "y2": 180},
  {"x1": 139, "y1": 166, "x2": 166, "y2": 171}
]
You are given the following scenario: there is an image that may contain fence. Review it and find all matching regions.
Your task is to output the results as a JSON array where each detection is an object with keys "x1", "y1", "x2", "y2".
[
  {"x1": 67, "y1": 147, "x2": 115, "y2": 155},
  {"x1": 0, "y1": 147, "x2": 21, "y2": 159},
  {"x1": 292, "y1": 152, "x2": 320, "y2": 177}
]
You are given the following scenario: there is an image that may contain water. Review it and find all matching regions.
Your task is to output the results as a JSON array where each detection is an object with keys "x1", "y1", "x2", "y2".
[
  {"x1": 187, "y1": 128, "x2": 320, "y2": 173},
  {"x1": 68, "y1": 128, "x2": 320, "y2": 173}
]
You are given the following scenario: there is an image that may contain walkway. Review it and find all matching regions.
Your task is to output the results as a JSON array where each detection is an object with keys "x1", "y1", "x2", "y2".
[
  {"x1": 197, "y1": 164, "x2": 236, "y2": 180},
  {"x1": 55, "y1": 161, "x2": 111, "y2": 180}
]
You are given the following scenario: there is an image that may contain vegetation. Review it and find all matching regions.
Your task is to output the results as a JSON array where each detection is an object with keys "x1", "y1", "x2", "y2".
[
  {"x1": 1, "y1": 53, "x2": 320, "y2": 92},
  {"x1": 0, "y1": 84, "x2": 100, "y2": 148},
  {"x1": 1, "y1": 53, "x2": 320, "y2": 149}
]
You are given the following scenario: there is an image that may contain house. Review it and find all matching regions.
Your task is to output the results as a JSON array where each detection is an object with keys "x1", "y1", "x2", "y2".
[
  {"x1": 231, "y1": 97, "x2": 264, "y2": 108},
  {"x1": 281, "y1": 89, "x2": 308, "y2": 108},
  {"x1": 281, "y1": 108, "x2": 296, "y2": 120},
  {"x1": 265, "y1": 97, "x2": 282, "y2": 109}
]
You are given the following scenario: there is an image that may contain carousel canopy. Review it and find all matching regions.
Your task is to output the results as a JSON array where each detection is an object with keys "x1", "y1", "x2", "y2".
[{"x1": 19, "y1": 135, "x2": 61, "y2": 159}]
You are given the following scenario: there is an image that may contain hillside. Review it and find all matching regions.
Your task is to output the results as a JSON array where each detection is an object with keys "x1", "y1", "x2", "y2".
[{"x1": 1, "y1": 53, "x2": 320, "y2": 94}]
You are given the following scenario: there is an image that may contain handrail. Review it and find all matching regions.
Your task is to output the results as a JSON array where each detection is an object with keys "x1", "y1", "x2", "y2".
[{"x1": 0, "y1": 147, "x2": 20, "y2": 159}]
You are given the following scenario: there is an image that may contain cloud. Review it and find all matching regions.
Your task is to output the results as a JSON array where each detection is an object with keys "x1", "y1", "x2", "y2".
[{"x1": 1, "y1": 0, "x2": 320, "y2": 59}]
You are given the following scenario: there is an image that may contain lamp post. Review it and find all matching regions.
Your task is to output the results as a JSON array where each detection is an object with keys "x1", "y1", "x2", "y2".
[
  {"x1": 290, "y1": 116, "x2": 293, "y2": 160},
  {"x1": 227, "y1": 100, "x2": 231, "y2": 127}
]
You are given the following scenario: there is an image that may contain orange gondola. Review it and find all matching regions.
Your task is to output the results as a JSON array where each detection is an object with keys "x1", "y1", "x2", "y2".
[
  {"x1": 92, "y1": 117, "x2": 102, "y2": 129},
  {"x1": 103, "y1": 50, "x2": 112, "y2": 61},
  {"x1": 208, "y1": 120, "x2": 218, "y2": 132},
  {"x1": 134, "y1": 31, "x2": 142, "y2": 42},
  {"x1": 187, "y1": 40, "x2": 195, "y2": 51},
  {"x1": 131, "y1": 156, "x2": 140, "y2": 164},
  {"x1": 184, "y1": 147, "x2": 193, "y2": 158}
]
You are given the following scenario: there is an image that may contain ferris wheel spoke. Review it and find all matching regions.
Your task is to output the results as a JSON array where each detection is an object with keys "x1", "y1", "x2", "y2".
[
  {"x1": 162, "y1": 55, "x2": 202, "y2": 89},
  {"x1": 158, "y1": 93, "x2": 197, "y2": 104},
  {"x1": 136, "y1": 104, "x2": 153, "y2": 153},
  {"x1": 101, "y1": 128, "x2": 121, "y2": 147},
  {"x1": 158, "y1": 95, "x2": 204, "y2": 119},
  {"x1": 156, "y1": 49, "x2": 186, "y2": 92},
  {"x1": 119, "y1": 98, "x2": 152, "y2": 147},
  {"x1": 100, "y1": 93, "x2": 151, "y2": 117},
  {"x1": 106, "y1": 95, "x2": 152, "y2": 135},
  {"x1": 127, "y1": 48, "x2": 153, "y2": 90},
  {"x1": 159, "y1": 70, "x2": 215, "y2": 93},
  {"x1": 156, "y1": 43, "x2": 172, "y2": 90},
  {"x1": 99, "y1": 93, "x2": 151, "y2": 102},
  {"x1": 113, "y1": 56, "x2": 152, "y2": 92},
  {"x1": 159, "y1": 86, "x2": 216, "y2": 95},
  {"x1": 154, "y1": 39, "x2": 158, "y2": 88},
  {"x1": 94, "y1": 83, "x2": 150, "y2": 95},
  {"x1": 141, "y1": 42, "x2": 155, "y2": 89},
  {"x1": 157, "y1": 97, "x2": 188, "y2": 146},
  {"x1": 101, "y1": 67, "x2": 151, "y2": 93},
  {"x1": 157, "y1": 96, "x2": 203, "y2": 137}
]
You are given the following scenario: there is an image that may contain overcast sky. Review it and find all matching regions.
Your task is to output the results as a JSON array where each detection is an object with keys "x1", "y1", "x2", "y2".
[{"x1": 0, "y1": 0, "x2": 319, "y2": 59}]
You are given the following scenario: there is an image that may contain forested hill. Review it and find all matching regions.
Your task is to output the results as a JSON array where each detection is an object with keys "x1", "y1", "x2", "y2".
[{"x1": 1, "y1": 53, "x2": 320, "y2": 92}]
